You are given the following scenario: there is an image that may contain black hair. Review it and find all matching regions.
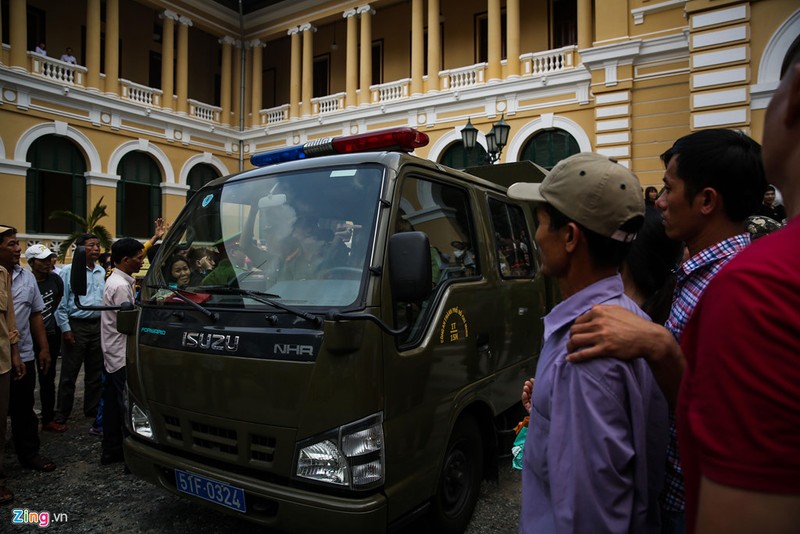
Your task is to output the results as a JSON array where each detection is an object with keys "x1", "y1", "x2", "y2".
[
  {"x1": 163, "y1": 255, "x2": 190, "y2": 283},
  {"x1": 623, "y1": 216, "x2": 683, "y2": 324},
  {"x1": 765, "y1": 185, "x2": 776, "y2": 193},
  {"x1": 543, "y1": 204, "x2": 643, "y2": 269},
  {"x1": 660, "y1": 129, "x2": 767, "y2": 222},
  {"x1": 75, "y1": 233, "x2": 99, "y2": 246},
  {"x1": 186, "y1": 247, "x2": 207, "y2": 265},
  {"x1": 111, "y1": 238, "x2": 144, "y2": 265}
]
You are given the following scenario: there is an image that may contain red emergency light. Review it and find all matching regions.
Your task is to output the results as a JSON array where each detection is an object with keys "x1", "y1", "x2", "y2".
[{"x1": 250, "y1": 127, "x2": 429, "y2": 167}]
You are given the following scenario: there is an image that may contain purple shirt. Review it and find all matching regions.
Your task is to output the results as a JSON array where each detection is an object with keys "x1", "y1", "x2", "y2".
[{"x1": 521, "y1": 274, "x2": 668, "y2": 534}]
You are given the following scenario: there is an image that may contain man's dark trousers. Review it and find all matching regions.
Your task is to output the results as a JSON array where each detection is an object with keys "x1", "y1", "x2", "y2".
[
  {"x1": 55, "y1": 318, "x2": 103, "y2": 422},
  {"x1": 101, "y1": 366, "x2": 126, "y2": 462},
  {"x1": 9, "y1": 360, "x2": 40, "y2": 464}
]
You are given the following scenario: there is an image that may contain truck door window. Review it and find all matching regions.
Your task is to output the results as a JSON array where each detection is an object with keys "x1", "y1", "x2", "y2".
[
  {"x1": 394, "y1": 176, "x2": 478, "y2": 344},
  {"x1": 489, "y1": 199, "x2": 535, "y2": 278}
]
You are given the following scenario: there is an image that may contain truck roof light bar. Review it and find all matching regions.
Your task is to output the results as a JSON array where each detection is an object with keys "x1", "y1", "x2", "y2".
[{"x1": 250, "y1": 127, "x2": 429, "y2": 167}]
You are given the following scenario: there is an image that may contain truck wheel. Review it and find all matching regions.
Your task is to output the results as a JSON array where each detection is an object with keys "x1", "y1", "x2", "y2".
[{"x1": 429, "y1": 415, "x2": 483, "y2": 533}]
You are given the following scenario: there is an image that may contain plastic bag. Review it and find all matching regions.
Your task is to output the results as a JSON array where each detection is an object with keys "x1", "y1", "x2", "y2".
[{"x1": 512, "y1": 425, "x2": 528, "y2": 470}]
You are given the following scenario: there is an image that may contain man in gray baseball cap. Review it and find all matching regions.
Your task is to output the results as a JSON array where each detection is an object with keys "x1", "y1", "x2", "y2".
[{"x1": 510, "y1": 152, "x2": 668, "y2": 534}]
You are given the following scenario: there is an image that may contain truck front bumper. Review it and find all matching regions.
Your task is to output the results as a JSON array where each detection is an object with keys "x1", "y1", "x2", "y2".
[{"x1": 124, "y1": 436, "x2": 388, "y2": 533}]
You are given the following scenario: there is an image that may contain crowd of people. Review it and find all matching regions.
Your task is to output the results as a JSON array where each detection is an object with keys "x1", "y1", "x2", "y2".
[
  {"x1": 514, "y1": 51, "x2": 799, "y2": 534},
  {"x1": 0, "y1": 218, "x2": 167, "y2": 504}
]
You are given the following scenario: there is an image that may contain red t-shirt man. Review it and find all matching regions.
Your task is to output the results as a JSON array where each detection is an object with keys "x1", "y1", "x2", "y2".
[{"x1": 678, "y1": 217, "x2": 800, "y2": 533}]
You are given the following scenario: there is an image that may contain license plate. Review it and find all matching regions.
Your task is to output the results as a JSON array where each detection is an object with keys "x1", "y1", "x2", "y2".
[{"x1": 175, "y1": 469, "x2": 247, "y2": 513}]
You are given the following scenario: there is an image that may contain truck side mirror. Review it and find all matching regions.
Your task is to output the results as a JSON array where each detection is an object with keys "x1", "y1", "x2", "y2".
[
  {"x1": 68, "y1": 246, "x2": 130, "y2": 312},
  {"x1": 117, "y1": 303, "x2": 139, "y2": 335},
  {"x1": 70, "y1": 245, "x2": 88, "y2": 296},
  {"x1": 388, "y1": 231, "x2": 432, "y2": 303}
]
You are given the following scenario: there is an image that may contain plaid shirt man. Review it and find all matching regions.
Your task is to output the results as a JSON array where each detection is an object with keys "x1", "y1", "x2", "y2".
[{"x1": 661, "y1": 233, "x2": 751, "y2": 512}]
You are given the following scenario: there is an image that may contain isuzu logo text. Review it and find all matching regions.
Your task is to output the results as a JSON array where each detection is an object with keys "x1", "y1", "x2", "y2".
[{"x1": 182, "y1": 332, "x2": 240, "y2": 352}]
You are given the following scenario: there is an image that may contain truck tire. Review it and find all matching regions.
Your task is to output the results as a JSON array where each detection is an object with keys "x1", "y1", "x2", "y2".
[{"x1": 429, "y1": 415, "x2": 484, "y2": 533}]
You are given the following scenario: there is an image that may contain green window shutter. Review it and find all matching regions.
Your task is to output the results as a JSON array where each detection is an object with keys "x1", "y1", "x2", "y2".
[{"x1": 520, "y1": 129, "x2": 579, "y2": 170}]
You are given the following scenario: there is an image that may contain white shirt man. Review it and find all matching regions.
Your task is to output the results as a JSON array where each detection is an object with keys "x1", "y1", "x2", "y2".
[{"x1": 60, "y1": 48, "x2": 77, "y2": 65}]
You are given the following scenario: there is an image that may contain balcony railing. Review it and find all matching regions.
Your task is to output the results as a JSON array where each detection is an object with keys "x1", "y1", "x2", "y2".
[
  {"x1": 261, "y1": 104, "x2": 290, "y2": 125},
  {"x1": 14, "y1": 43, "x2": 579, "y2": 130},
  {"x1": 439, "y1": 63, "x2": 488, "y2": 90},
  {"x1": 520, "y1": 46, "x2": 577, "y2": 76},
  {"x1": 371, "y1": 78, "x2": 411, "y2": 103},
  {"x1": 189, "y1": 99, "x2": 221, "y2": 122},
  {"x1": 28, "y1": 52, "x2": 87, "y2": 86},
  {"x1": 312, "y1": 92, "x2": 345, "y2": 115},
  {"x1": 120, "y1": 79, "x2": 163, "y2": 107}
]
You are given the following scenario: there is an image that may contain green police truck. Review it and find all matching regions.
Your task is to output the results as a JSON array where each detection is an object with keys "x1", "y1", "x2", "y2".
[{"x1": 119, "y1": 127, "x2": 553, "y2": 532}]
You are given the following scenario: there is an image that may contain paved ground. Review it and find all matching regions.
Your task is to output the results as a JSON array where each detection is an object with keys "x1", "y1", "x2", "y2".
[{"x1": 1, "y1": 361, "x2": 522, "y2": 532}]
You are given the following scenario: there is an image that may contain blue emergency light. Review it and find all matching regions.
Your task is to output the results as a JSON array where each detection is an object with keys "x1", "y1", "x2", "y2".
[{"x1": 250, "y1": 127, "x2": 429, "y2": 167}]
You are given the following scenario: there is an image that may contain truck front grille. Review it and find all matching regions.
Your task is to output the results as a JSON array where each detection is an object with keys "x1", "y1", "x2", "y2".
[
  {"x1": 159, "y1": 412, "x2": 279, "y2": 468},
  {"x1": 250, "y1": 434, "x2": 276, "y2": 463},
  {"x1": 191, "y1": 422, "x2": 239, "y2": 457}
]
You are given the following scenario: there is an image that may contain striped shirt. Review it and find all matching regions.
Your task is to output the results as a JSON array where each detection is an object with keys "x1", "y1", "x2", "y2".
[{"x1": 661, "y1": 233, "x2": 751, "y2": 512}]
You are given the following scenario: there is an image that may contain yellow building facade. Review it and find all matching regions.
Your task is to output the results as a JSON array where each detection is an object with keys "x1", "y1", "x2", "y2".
[{"x1": 1, "y1": 0, "x2": 798, "y2": 256}]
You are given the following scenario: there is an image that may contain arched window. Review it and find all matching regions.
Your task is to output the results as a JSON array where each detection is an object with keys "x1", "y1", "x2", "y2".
[
  {"x1": 439, "y1": 141, "x2": 488, "y2": 170},
  {"x1": 26, "y1": 135, "x2": 87, "y2": 234},
  {"x1": 116, "y1": 152, "x2": 162, "y2": 238},
  {"x1": 187, "y1": 163, "x2": 220, "y2": 202},
  {"x1": 520, "y1": 129, "x2": 580, "y2": 170}
]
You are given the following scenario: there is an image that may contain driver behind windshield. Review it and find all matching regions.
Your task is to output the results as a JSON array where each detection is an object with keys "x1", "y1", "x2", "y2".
[
  {"x1": 201, "y1": 240, "x2": 247, "y2": 286},
  {"x1": 280, "y1": 220, "x2": 352, "y2": 280}
]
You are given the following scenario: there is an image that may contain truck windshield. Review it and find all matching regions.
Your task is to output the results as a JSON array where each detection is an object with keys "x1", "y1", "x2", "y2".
[{"x1": 141, "y1": 165, "x2": 384, "y2": 310}]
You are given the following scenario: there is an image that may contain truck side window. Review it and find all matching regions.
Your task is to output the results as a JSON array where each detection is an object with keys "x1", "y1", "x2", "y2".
[
  {"x1": 489, "y1": 199, "x2": 535, "y2": 278},
  {"x1": 394, "y1": 176, "x2": 478, "y2": 344}
]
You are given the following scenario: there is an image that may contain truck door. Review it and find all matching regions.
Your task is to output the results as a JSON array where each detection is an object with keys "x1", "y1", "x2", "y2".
[
  {"x1": 382, "y1": 171, "x2": 498, "y2": 523},
  {"x1": 485, "y1": 197, "x2": 546, "y2": 401}
]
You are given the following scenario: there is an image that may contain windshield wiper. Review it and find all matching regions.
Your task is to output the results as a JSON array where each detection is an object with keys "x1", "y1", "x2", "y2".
[
  {"x1": 147, "y1": 285, "x2": 218, "y2": 322},
  {"x1": 201, "y1": 286, "x2": 321, "y2": 327}
]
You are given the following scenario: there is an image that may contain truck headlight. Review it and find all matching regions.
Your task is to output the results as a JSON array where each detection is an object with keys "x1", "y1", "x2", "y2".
[
  {"x1": 130, "y1": 402, "x2": 155, "y2": 441},
  {"x1": 295, "y1": 413, "x2": 384, "y2": 490}
]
